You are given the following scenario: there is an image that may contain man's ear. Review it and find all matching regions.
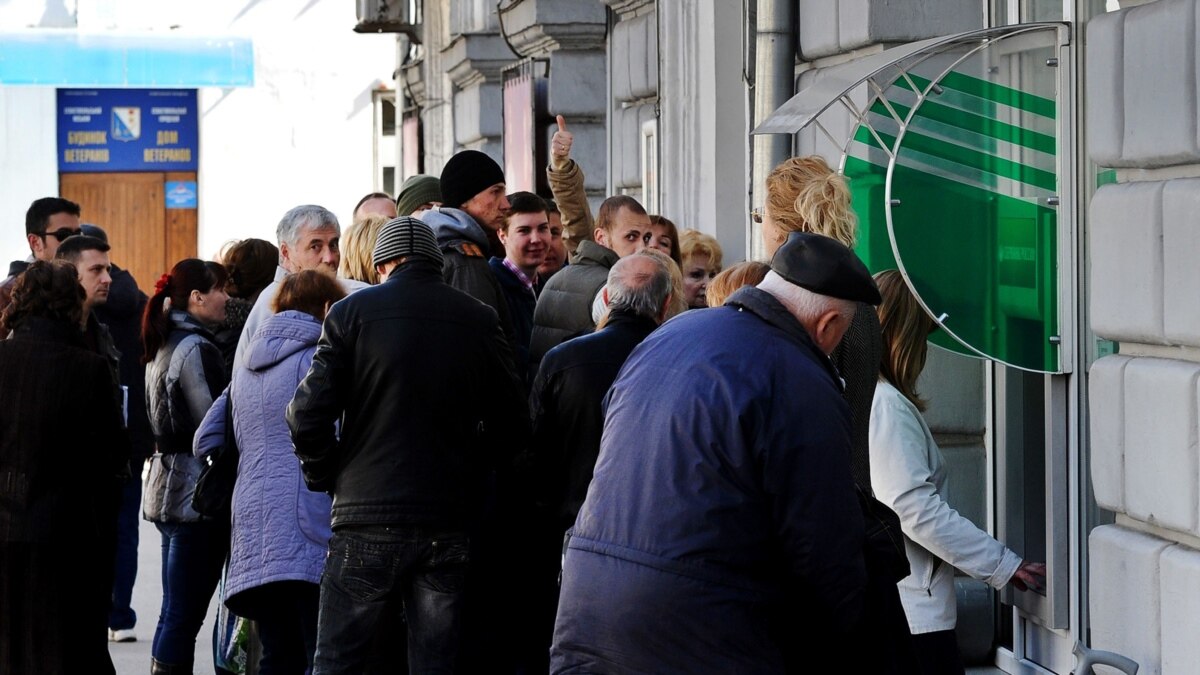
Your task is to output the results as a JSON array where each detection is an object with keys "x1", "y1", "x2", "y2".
[
  {"x1": 601, "y1": 287, "x2": 610, "y2": 305},
  {"x1": 812, "y1": 309, "x2": 844, "y2": 355},
  {"x1": 594, "y1": 227, "x2": 608, "y2": 247},
  {"x1": 497, "y1": 227, "x2": 509, "y2": 245},
  {"x1": 659, "y1": 293, "x2": 673, "y2": 323},
  {"x1": 26, "y1": 232, "x2": 43, "y2": 256},
  {"x1": 375, "y1": 263, "x2": 389, "y2": 281}
]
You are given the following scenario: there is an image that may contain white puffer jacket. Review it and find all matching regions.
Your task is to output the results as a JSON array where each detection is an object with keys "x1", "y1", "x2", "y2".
[{"x1": 868, "y1": 381, "x2": 1022, "y2": 634}]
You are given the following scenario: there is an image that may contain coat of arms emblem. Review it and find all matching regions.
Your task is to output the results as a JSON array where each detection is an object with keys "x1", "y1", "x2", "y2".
[{"x1": 111, "y1": 106, "x2": 141, "y2": 142}]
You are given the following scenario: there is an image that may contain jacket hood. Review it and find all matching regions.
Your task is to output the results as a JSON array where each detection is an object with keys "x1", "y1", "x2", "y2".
[
  {"x1": 98, "y1": 266, "x2": 147, "y2": 317},
  {"x1": 421, "y1": 207, "x2": 489, "y2": 249},
  {"x1": 244, "y1": 310, "x2": 321, "y2": 372}
]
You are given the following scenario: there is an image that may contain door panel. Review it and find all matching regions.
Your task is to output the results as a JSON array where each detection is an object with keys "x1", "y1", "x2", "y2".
[{"x1": 60, "y1": 171, "x2": 197, "y2": 295}]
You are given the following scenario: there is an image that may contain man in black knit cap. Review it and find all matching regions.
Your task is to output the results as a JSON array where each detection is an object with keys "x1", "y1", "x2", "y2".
[
  {"x1": 421, "y1": 150, "x2": 517, "y2": 350},
  {"x1": 288, "y1": 216, "x2": 528, "y2": 674}
]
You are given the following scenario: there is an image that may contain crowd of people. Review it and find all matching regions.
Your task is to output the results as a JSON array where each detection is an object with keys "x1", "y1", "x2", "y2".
[{"x1": 0, "y1": 113, "x2": 1046, "y2": 675}]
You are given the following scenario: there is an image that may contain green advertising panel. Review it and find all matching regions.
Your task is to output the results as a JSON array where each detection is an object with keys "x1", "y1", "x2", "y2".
[{"x1": 843, "y1": 34, "x2": 1061, "y2": 372}]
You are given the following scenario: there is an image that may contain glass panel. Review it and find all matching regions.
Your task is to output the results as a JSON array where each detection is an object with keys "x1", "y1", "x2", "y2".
[{"x1": 846, "y1": 26, "x2": 1062, "y2": 372}]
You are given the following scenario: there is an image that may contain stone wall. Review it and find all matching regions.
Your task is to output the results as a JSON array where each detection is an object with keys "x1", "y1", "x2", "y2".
[{"x1": 1086, "y1": 1, "x2": 1200, "y2": 673}]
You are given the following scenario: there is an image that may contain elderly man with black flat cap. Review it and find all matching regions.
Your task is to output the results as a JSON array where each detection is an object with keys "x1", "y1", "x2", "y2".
[
  {"x1": 551, "y1": 231, "x2": 882, "y2": 674},
  {"x1": 287, "y1": 216, "x2": 528, "y2": 675}
]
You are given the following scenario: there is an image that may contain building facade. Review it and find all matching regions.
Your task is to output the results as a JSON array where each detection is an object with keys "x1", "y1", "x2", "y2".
[
  {"x1": 0, "y1": 0, "x2": 394, "y2": 286},
  {"x1": 390, "y1": 1, "x2": 1194, "y2": 673}
]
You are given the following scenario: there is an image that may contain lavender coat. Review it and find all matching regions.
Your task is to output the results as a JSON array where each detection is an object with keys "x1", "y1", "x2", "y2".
[{"x1": 195, "y1": 310, "x2": 332, "y2": 609}]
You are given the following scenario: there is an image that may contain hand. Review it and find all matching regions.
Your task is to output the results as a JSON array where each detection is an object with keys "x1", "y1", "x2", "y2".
[
  {"x1": 1009, "y1": 561, "x2": 1047, "y2": 593},
  {"x1": 551, "y1": 114, "x2": 573, "y2": 169}
]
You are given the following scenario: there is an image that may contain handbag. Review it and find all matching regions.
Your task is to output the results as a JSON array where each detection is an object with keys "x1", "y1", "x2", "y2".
[
  {"x1": 856, "y1": 484, "x2": 911, "y2": 584},
  {"x1": 192, "y1": 395, "x2": 239, "y2": 517}
]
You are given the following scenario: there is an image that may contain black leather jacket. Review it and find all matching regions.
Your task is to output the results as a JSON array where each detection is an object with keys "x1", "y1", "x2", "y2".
[{"x1": 287, "y1": 261, "x2": 530, "y2": 530}]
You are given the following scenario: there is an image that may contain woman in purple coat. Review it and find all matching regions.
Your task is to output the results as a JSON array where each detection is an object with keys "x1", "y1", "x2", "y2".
[{"x1": 195, "y1": 270, "x2": 345, "y2": 673}]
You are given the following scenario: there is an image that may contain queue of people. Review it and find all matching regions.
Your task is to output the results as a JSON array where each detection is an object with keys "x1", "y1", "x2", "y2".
[{"x1": 0, "y1": 129, "x2": 1045, "y2": 675}]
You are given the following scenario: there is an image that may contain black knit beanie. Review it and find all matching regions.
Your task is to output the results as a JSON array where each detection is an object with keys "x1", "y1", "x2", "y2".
[{"x1": 440, "y1": 150, "x2": 506, "y2": 209}]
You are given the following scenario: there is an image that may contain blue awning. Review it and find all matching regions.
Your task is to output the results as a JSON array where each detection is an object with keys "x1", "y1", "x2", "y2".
[{"x1": 0, "y1": 30, "x2": 254, "y2": 87}]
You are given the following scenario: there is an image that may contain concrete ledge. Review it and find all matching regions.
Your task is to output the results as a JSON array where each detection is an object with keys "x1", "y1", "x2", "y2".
[
  {"x1": 1161, "y1": 179, "x2": 1200, "y2": 345},
  {"x1": 1086, "y1": 9, "x2": 1125, "y2": 166}
]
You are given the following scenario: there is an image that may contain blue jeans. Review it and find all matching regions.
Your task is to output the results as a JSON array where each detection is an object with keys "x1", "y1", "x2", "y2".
[
  {"x1": 152, "y1": 520, "x2": 229, "y2": 665},
  {"x1": 313, "y1": 526, "x2": 470, "y2": 675},
  {"x1": 109, "y1": 473, "x2": 142, "y2": 630}
]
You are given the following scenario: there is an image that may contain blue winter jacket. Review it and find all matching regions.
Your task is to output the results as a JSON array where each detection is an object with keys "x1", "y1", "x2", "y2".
[
  {"x1": 550, "y1": 287, "x2": 868, "y2": 674},
  {"x1": 194, "y1": 310, "x2": 332, "y2": 612}
]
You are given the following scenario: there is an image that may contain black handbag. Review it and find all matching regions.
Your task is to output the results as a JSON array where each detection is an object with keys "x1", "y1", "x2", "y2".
[
  {"x1": 856, "y1": 484, "x2": 911, "y2": 584},
  {"x1": 192, "y1": 395, "x2": 239, "y2": 517}
]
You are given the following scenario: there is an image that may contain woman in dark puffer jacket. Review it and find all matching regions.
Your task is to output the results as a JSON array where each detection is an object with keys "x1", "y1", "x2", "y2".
[{"x1": 141, "y1": 258, "x2": 229, "y2": 675}]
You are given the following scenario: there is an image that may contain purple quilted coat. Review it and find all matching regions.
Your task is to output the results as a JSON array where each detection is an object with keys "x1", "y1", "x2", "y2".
[{"x1": 194, "y1": 310, "x2": 332, "y2": 610}]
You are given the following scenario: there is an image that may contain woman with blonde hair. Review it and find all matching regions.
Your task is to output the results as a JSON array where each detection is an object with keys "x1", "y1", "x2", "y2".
[
  {"x1": 869, "y1": 270, "x2": 1045, "y2": 674},
  {"x1": 704, "y1": 260, "x2": 769, "y2": 308},
  {"x1": 679, "y1": 229, "x2": 723, "y2": 308},
  {"x1": 761, "y1": 157, "x2": 918, "y2": 674},
  {"x1": 338, "y1": 214, "x2": 389, "y2": 285}
]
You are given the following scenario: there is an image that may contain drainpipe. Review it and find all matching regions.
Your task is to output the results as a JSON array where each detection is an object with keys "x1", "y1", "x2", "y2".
[{"x1": 750, "y1": 0, "x2": 796, "y2": 260}]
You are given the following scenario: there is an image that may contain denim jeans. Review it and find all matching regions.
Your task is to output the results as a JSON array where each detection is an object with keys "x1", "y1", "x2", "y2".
[
  {"x1": 313, "y1": 526, "x2": 470, "y2": 675},
  {"x1": 152, "y1": 520, "x2": 229, "y2": 665},
  {"x1": 109, "y1": 473, "x2": 142, "y2": 630}
]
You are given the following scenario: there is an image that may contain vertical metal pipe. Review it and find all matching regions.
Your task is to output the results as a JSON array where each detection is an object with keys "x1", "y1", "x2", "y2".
[{"x1": 750, "y1": 0, "x2": 796, "y2": 259}]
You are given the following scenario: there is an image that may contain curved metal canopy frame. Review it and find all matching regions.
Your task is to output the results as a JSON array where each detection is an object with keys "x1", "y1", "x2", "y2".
[{"x1": 754, "y1": 23, "x2": 1071, "y2": 374}]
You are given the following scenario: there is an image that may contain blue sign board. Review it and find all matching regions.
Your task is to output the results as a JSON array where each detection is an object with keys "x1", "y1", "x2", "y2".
[
  {"x1": 57, "y1": 89, "x2": 199, "y2": 173},
  {"x1": 165, "y1": 181, "x2": 198, "y2": 209}
]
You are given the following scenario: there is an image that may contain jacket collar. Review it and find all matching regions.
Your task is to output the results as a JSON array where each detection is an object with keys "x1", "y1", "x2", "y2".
[
  {"x1": 168, "y1": 309, "x2": 216, "y2": 341},
  {"x1": 724, "y1": 286, "x2": 844, "y2": 388},
  {"x1": 9, "y1": 315, "x2": 85, "y2": 347},
  {"x1": 571, "y1": 240, "x2": 619, "y2": 268},
  {"x1": 602, "y1": 308, "x2": 659, "y2": 337}
]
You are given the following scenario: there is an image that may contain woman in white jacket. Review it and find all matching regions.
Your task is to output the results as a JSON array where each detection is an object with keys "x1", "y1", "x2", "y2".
[{"x1": 868, "y1": 270, "x2": 1045, "y2": 674}]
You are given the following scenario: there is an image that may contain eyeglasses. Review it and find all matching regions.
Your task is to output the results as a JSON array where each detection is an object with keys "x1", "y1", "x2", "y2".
[
  {"x1": 39, "y1": 228, "x2": 81, "y2": 242},
  {"x1": 749, "y1": 208, "x2": 763, "y2": 224}
]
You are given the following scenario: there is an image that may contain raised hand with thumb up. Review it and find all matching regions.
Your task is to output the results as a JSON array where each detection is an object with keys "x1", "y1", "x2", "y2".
[{"x1": 551, "y1": 114, "x2": 574, "y2": 170}]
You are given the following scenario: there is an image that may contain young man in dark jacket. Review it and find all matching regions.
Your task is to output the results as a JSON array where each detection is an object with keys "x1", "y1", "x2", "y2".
[
  {"x1": 0, "y1": 197, "x2": 82, "y2": 320},
  {"x1": 287, "y1": 217, "x2": 528, "y2": 674},
  {"x1": 489, "y1": 191, "x2": 550, "y2": 383}
]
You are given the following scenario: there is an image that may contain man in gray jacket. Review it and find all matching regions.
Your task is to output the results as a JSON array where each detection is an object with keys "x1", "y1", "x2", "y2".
[{"x1": 528, "y1": 195, "x2": 651, "y2": 365}]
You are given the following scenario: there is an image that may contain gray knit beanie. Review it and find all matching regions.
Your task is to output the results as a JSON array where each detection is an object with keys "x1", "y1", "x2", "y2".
[
  {"x1": 372, "y1": 216, "x2": 445, "y2": 269},
  {"x1": 395, "y1": 174, "x2": 443, "y2": 216}
]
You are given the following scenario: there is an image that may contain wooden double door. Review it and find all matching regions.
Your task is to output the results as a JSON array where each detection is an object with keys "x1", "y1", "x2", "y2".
[{"x1": 61, "y1": 172, "x2": 198, "y2": 296}]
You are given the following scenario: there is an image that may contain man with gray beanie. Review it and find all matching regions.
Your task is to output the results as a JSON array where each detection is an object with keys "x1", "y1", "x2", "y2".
[
  {"x1": 287, "y1": 216, "x2": 529, "y2": 674},
  {"x1": 421, "y1": 150, "x2": 518, "y2": 352}
]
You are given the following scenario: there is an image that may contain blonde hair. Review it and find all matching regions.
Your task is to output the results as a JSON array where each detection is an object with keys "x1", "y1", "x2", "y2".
[
  {"x1": 339, "y1": 214, "x2": 388, "y2": 284},
  {"x1": 705, "y1": 260, "x2": 769, "y2": 307},
  {"x1": 875, "y1": 270, "x2": 937, "y2": 411},
  {"x1": 679, "y1": 229, "x2": 724, "y2": 272},
  {"x1": 764, "y1": 156, "x2": 857, "y2": 249}
]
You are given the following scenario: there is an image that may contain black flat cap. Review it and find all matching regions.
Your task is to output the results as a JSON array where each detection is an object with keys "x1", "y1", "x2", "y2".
[{"x1": 770, "y1": 231, "x2": 882, "y2": 305}]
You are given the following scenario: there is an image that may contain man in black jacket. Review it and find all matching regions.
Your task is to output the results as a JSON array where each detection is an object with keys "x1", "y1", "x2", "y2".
[
  {"x1": 74, "y1": 224, "x2": 151, "y2": 643},
  {"x1": 489, "y1": 191, "x2": 550, "y2": 383},
  {"x1": 520, "y1": 251, "x2": 673, "y2": 672},
  {"x1": 287, "y1": 217, "x2": 528, "y2": 674}
]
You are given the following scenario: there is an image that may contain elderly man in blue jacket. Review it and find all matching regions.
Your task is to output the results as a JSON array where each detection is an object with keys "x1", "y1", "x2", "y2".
[{"x1": 551, "y1": 231, "x2": 882, "y2": 674}]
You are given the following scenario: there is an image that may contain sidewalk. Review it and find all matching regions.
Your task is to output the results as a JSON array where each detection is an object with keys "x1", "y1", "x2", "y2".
[{"x1": 110, "y1": 517, "x2": 219, "y2": 674}]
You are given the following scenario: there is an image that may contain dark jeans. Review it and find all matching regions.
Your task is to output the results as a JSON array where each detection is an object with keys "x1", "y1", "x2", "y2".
[
  {"x1": 110, "y1": 473, "x2": 142, "y2": 630},
  {"x1": 236, "y1": 581, "x2": 321, "y2": 675},
  {"x1": 314, "y1": 526, "x2": 470, "y2": 675},
  {"x1": 152, "y1": 520, "x2": 230, "y2": 666}
]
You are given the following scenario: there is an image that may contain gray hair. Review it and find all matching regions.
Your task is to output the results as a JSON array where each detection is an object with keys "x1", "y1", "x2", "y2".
[
  {"x1": 276, "y1": 205, "x2": 340, "y2": 247},
  {"x1": 605, "y1": 250, "x2": 673, "y2": 322},
  {"x1": 757, "y1": 270, "x2": 857, "y2": 325}
]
